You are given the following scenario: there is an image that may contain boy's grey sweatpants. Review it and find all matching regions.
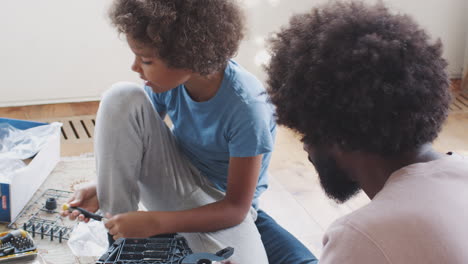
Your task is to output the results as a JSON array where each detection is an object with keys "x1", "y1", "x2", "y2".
[{"x1": 94, "y1": 82, "x2": 269, "y2": 263}]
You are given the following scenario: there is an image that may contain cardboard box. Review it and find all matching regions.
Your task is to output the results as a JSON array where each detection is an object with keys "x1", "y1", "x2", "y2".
[{"x1": 0, "y1": 118, "x2": 61, "y2": 223}]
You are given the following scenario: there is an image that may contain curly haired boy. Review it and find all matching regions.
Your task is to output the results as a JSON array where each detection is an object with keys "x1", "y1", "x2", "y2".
[{"x1": 62, "y1": 0, "x2": 316, "y2": 263}]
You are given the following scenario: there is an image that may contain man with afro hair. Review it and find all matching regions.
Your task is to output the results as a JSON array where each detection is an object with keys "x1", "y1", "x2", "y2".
[{"x1": 266, "y1": 1, "x2": 468, "y2": 263}]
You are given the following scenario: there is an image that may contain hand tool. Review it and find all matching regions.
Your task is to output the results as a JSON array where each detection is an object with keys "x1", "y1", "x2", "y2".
[
  {"x1": 0, "y1": 230, "x2": 27, "y2": 245},
  {"x1": 0, "y1": 229, "x2": 37, "y2": 262},
  {"x1": 62, "y1": 203, "x2": 106, "y2": 222},
  {"x1": 182, "y1": 247, "x2": 234, "y2": 264}
]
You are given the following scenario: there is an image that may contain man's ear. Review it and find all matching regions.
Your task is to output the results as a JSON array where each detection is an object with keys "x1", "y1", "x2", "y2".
[
  {"x1": 330, "y1": 144, "x2": 346, "y2": 158},
  {"x1": 330, "y1": 144, "x2": 364, "y2": 160},
  {"x1": 329, "y1": 144, "x2": 359, "y2": 176}
]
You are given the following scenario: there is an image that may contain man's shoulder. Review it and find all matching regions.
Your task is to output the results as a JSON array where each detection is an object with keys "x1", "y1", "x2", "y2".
[
  {"x1": 325, "y1": 203, "x2": 384, "y2": 239},
  {"x1": 321, "y1": 164, "x2": 468, "y2": 264},
  {"x1": 320, "y1": 212, "x2": 391, "y2": 264}
]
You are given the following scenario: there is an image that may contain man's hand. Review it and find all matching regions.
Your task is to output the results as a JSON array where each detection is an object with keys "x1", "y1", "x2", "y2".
[
  {"x1": 61, "y1": 182, "x2": 99, "y2": 223},
  {"x1": 105, "y1": 211, "x2": 160, "y2": 240}
]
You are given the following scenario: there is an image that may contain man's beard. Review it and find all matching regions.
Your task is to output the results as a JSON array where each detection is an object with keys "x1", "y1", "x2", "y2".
[{"x1": 311, "y1": 153, "x2": 361, "y2": 203}]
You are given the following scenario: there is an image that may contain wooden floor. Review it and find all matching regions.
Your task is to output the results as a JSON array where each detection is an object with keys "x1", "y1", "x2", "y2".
[
  {"x1": 0, "y1": 101, "x2": 100, "y2": 120},
  {"x1": 0, "y1": 101, "x2": 100, "y2": 156},
  {"x1": 1, "y1": 84, "x2": 468, "y2": 257}
]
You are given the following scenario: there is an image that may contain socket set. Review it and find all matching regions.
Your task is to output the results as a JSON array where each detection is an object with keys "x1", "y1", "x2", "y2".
[{"x1": 0, "y1": 229, "x2": 37, "y2": 262}]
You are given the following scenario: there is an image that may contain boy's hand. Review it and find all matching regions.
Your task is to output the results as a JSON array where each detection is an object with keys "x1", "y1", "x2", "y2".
[
  {"x1": 61, "y1": 182, "x2": 99, "y2": 223},
  {"x1": 105, "y1": 211, "x2": 159, "y2": 240}
]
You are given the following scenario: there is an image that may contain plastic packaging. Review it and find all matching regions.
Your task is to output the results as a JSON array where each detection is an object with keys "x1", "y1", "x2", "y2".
[
  {"x1": 0, "y1": 158, "x2": 26, "y2": 182},
  {"x1": 67, "y1": 220, "x2": 108, "y2": 257},
  {"x1": 0, "y1": 122, "x2": 62, "y2": 159},
  {"x1": 0, "y1": 122, "x2": 61, "y2": 183}
]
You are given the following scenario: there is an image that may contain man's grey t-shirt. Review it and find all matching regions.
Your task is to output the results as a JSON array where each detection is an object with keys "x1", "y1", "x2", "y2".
[{"x1": 320, "y1": 154, "x2": 468, "y2": 263}]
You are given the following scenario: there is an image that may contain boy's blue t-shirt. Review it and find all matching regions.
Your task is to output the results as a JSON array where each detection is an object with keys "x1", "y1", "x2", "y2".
[{"x1": 144, "y1": 60, "x2": 276, "y2": 208}]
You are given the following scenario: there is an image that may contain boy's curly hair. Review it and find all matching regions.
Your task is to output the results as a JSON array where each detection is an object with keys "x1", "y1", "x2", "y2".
[
  {"x1": 266, "y1": 1, "x2": 451, "y2": 156},
  {"x1": 109, "y1": 0, "x2": 245, "y2": 75}
]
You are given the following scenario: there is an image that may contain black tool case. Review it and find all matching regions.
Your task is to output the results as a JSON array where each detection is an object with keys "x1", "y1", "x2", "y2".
[{"x1": 97, "y1": 234, "x2": 233, "y2": 264}]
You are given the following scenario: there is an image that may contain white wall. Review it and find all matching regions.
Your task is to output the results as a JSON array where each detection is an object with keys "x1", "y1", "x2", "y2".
[
  {"x1": 463, "y1": 0, "x2": 468, "y2": 91},
  {"x1": 0, "y1": 0, "x2": 466, "y2": 106},
  {"x1": 385, "y1": 0, "x2": 466, "y2": 77},
  {"x1": 238, "y1": 0, "x2": 467, "y2": 83},
  {"x1": 0, "y1": 0, "x2": 139, "y2": 107}
]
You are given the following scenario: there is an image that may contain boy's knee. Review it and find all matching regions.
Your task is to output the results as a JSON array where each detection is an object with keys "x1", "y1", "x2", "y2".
[
  {"x1": 102, "y1": 82, "x2": 146, "y2": 104},
  {"x1": 100, "y1": 82, "x2": 149, "y2": 114}
]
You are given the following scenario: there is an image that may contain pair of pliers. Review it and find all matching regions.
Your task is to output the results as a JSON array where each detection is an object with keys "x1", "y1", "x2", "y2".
[{"x1": 181, "y1": 247, "x2": 234, "y2": 264}]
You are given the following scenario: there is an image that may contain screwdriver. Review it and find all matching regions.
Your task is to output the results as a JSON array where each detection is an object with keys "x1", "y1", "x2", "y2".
[{"x1": 62, "y1": 203, "x2": 107, "y2": 222}]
